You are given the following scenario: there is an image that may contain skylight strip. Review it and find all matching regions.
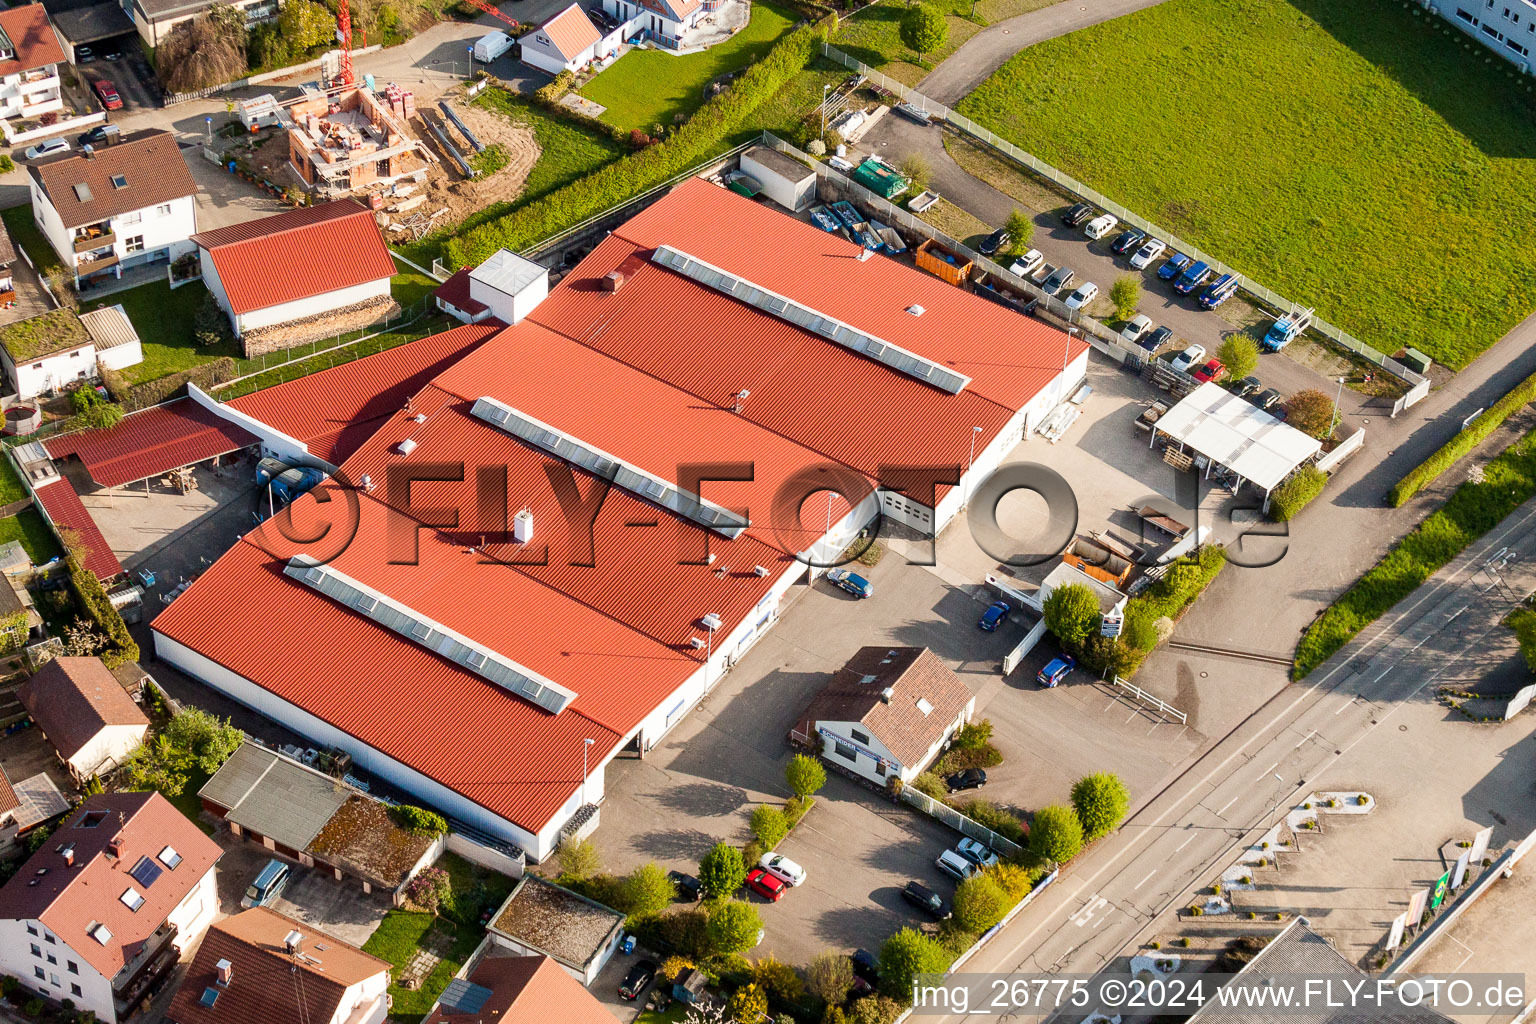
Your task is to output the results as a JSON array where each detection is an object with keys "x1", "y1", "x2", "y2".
[
  {"x1": 649, "y1": 245, "x2": 971, "y2": 395},
  {"x1": 282, "y1": 559, "x2": 577, "y2": 715},
  {"x1": 468, "y1": 397, "x2": 749, "y2": 539}
]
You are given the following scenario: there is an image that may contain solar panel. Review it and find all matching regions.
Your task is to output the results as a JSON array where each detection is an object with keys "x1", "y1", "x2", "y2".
[
  {"x1": 129, "y1": 856, "x2": 162, "y2": 889},
  {"x1": 440, "y1": 979, "x2": 494, "y2": 1014}
]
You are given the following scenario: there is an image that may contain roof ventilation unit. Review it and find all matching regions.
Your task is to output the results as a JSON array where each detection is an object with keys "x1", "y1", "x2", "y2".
[
  {"x1": 753, "y1": 565, "x2": 769, "y2": 577},
  {"x1": 283, "y1": 931, "x2": 303, "y2": 954},
  {"x1": 513, "y1": 508, "x2": 534, "y2": 544},
  {"x1": 689, "y1": 637, "x2": 705, "y2": 650},
  {"x1": 412, "y1": 413, "x2": 427, "y2": 423},
  {"x1": 396, "y1": 438, "x2": 418, "y2": 455},
  {"x1": 905, "y1": 305, "x2": 924, "y2": 316},
  {"x1": 880, "y1": 687, "x2": 895, "y2": 704},
  {"x1": 701, "y1": 613, "x2": 723, "y2": 631}
]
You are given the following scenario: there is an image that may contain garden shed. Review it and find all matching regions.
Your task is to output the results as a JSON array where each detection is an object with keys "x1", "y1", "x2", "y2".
[{"x1": 739, "y1": 146, "x2": 817, "y2": 212}]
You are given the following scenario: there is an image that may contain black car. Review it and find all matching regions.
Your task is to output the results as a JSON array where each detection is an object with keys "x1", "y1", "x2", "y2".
[
  {"x1": 667, "y1": 869, "x2": 702, "y2": 902},
  {"x1": 77, "y1": 125, "x2": 118, "y2": 147},
  {"x1": 979, "y1": 228, "x2": 1010, "y2": 257},
  {"x1": 946, "y1": 768, "x2": 987, "y2": 792},
  {"x1": 902, "y1": 881, "x2": 951, "y2": 920},
  {"x1": 1254, "y1": 388, "x2": 1284, "y2": 410},
  {"x1": 619, "y1": 959, "x2": 658, "y2": 1000},
  {"x1": 1110, "y1": 228, "x2": 1146, "y2": 256},
  {"x1": 1041, "y1": 266, "x2": 1075, "y2": 296},
  {"x1": 1233, "y1": 375, "x2": 1262, "y2": 397},
  {"x1": 1140, "y1": 325, "x2": 1174, "y2": 352},
  {"x1": 1061, "y1": 202, "x2": 1093, "y2": 227},
  {"x1": 851, "y1": 949, "x2": 879, "y2": 985}
]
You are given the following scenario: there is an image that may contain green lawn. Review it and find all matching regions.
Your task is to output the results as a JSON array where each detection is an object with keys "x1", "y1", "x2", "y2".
[
  {"x1": 84, "y1": 280, "x2": 239, "y2": 387},
  {"x1": 731, "y1": 55, "x2": 849, "y2": 146},
  {"x1": 956, "y1": 0, "x2": 1536, "y2": 370},
  {"x1": 832, "y1": 1, "x2": 983, "y2": 85},
  {"x1": 580, "y1": 1, "x2": 798, "y2": 129},
  {"x1": 0, "y1": 205, "x2": 62, "y2": 276},
  {"x1": 363, "y1": 911, "x2": 480, "y2": 1023},
  {"x1": 390, "y1": 269, "x2": 438, "y2": 308},
  {"x1": 0, "y1": 508, "x2": 62, "y2": 565},
  {"x1": 0, "y1": 457, "x2": 27, "y2": 507},
  {"x1": 216, "y1": 313, "x2": 455, "y2": 399}
]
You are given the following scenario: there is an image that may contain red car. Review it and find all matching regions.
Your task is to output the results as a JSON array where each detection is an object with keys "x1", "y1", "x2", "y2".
[
  {"x1": 1192, "y1": 358, "x2": 1226, "y2": 383},
  {"x1": 745, "y1": 868, "x2": 786, "y2": 902},
  {"x1": 92, "y1": 79, "x2": 122, "y2": 110}
]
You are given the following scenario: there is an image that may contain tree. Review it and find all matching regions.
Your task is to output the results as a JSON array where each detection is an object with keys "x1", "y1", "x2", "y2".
[
  {"x1": 62, "y1": 621, "x2": 108, "y2": 657},
  {"x1": 623, "y1": 862, "x2": 676, "y2": 917},
  {"x1": 1071, "y1": 772, "x2": 1130, "y2": 841},
  {"x1": 804, "y1": 951, "x2": 855, "y2": 1006},
  {"x1": 194, "y1": 291, "x2": 232, "y2": 348},
  {"x1": 1030, "y1": 804, "x2": 1085, "y2": 864},
  {"x1": 164, "y1": 707, "x2": 243, "y2": 773},
  {"x1": 1283, "y1": 388, "x2": 1338, "y2": 440},
  {"x1": 751, "y1": 955, "x2": 804, "y2": 1003},
  {"x1": 1004, "y1": 209, "x2": 1034, "y2": 255},
  {"x1": 749, "y1": 805, "x2": 789, "y2": 851},
  {"x1": 898, "y1": 3, "x2": 947, "y2": 62},
  {"x1": 402, "y1": 866, "x2": 450, "y2": 913},
  {"x1": 785, "y1": 754, "x2": 826, "y2": 798},
  {"x1": 849, "y1": 996, "x2": 904, "y2": 1024},
  {"x1": 557, "y1": 837, "x2": 601, "y2": 880},
  {"x1": 698, "y1": 842, "x2": 746, "y2": 898},
  {"x1": 157, "y1": 6, "x2": 247, "y2": 92},
  {"x1": 703, "y1": 898, "x2": 761, "y2": 957},
  {"x1": 897, "y1": 153, "x2": 932, "y2": 196},
  {"x1": 69, "y1": 388, "x2": 123, "y2": 431},
  {"x1": 1042, "y1": 583, "x2": 1100, "y2": 648},
  {"x1": 726, "y1": 983, "x2": 769, "y2": 1024},
  {"x1": 1109, "y1": 274, "x2": 1140, "y2": 321},
  {"x1": 276, "y1": 0, "x2": 332, "y2": 52},
  {"x1": 877, "y1": 928, "x2": 947, "y2": 1000},
  {"x1": 1218, "y1": 335, "x2": 1259, "y2": 381},
  {"x1": 953, "y1": 873, "x2": 1010, "y2": 933}
]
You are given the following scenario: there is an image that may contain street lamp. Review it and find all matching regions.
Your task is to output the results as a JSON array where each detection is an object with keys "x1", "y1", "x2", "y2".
[
  {"x1": 964, "y1": 425, "x2": 982, "y2": 507},
  {"x1": 580, "y1": 737, "x2": 595, "y2": 806},
  {"x1": 821, "y1": 84, "x2": 831, "y2": 140},
  {"x1": 1329, "y1": 376, "x2": 1345, "y2": 437},
  {"x1": 468, "y1": 44, "x2": 475, "y2": 80}
]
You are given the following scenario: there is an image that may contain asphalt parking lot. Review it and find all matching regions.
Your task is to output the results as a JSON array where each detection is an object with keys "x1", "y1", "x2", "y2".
[{"x1": 212, "y1": 833, "x2": 393, "y2": 948}]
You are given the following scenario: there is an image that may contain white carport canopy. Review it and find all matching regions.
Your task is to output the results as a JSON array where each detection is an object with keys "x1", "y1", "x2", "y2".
[{"x1": 1152, "y1": 383, "x2": 1321, "y2": 501}]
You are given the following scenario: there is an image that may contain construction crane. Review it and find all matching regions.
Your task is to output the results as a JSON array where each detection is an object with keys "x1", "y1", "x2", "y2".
[
  {"x1": 335, "y1": 0, "x2": 355, "y2": 87},
  {"x1": 456, "y1": 0, "x2": 522, "y2": 32}
]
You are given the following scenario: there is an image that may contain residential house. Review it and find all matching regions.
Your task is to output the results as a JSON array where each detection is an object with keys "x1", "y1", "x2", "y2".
[
  {"x1": 599, "y1": 0, "x2": 705, "y2": 49},
  {"x1": 0, "y1": 308, "x2": 96, "y2": 398},
  {"x1": 0, "y1": 766, "x2": 20, "y2": 854},
  {"x1": 189, "y1": 200, "x2": 398, "y2": 355},
  {"x1": 1425, "y1": 0, "x2": 1536, "y2": 67},
  {"x1": 165, "y1": 907, "x2": 391, "y2": 1024},
  {"x1": 425, "y1": 950, "x2": 618, "y2": 1024},
  {"x1": 0, "y1": 220, "x2": 17, "y2": 304},
  {"x1": 0, "y1": 792, "x2": 223, "y2": 1023},
  {"x1": 122, "y1": 0, "x2": 277, "y2": 48},
  {"x1": 16, "y1": 656, "x2": 150, "y2": 783},
  {"x1": 519, "y1": 4, "x2": 619, "y2": 76},
  {"x1": 0, "y1": 5, "x2": 65, "y2": 128},
  {"x1": 486, "y1": 877, "x2": 624, "y2": 986},
  {"x1": 793, "y1": 647, "x2": 975, "y2": 787},
  {"x1": 27, "y1": 128, "x2": 198, "y2": 287}
]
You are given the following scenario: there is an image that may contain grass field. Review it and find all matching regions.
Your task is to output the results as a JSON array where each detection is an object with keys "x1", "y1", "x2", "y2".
[
  {"x1": 0, "y1": 205, "x2": 62, "y2": 276},
  {"x1": 0, "y1": 508, "x2": 62, "y2": 565},
  {"x1": 363, "y1": 911, "x2": 479, "y2": 1023},
  {"x1": 0, "y1": 457, "x2": 27, "y2": 507},
  {"x1": 832, "y1": 0, "x2": 1060, "y2": 85},
  {"x1": 956, "y1": 0, "x2": 1536, "y2": 369},
  {"x1": 389, "y1": 269, "x2": 437, "y2": 308},
  {"x1": 580, "y1": 2, "x2": 798, "y2": 129},
  {"x1": 84, "y1": 280, "x2": 239, "y2": 386}
]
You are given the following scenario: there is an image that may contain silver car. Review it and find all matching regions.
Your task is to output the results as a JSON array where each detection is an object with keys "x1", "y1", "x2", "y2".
[
  {"x1": 24, "y1": 138, "x2": 69, "y2": 161},
  {"x1": 1129, "y1": 238, "x2": 1167, "y2": 269}
]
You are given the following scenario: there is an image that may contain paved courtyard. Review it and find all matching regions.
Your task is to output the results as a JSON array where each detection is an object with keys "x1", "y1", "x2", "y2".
[{"x1": 211, "y1": 832, "x2": 393, "y2": 948}]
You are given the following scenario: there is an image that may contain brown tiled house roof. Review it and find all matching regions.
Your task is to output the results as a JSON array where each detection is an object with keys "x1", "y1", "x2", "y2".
[
  {"x1": 794, "y1": 647, "x2": 973, "y2": 768},
  {"x1": 16, "y1": 656, "x2": 149, "y2": 763},
  {"x1": 29, "y1": 129, "x2": 196, "y2": 229},
  {"x1": 426, "y1": 954, "x2": 618, "y2": 1024},
  {"x1": 0, "y1": 5, "x2": 66, "y2": 77}
]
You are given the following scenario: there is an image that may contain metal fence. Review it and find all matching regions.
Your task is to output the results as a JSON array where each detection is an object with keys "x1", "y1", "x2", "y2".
[
  {"x1": 215, "y1": 297, "x2": 436, "y2": 395},
  {"x1": 1110, "y1": 675, "x2": 1187, "y2": 725},
  {"x1": 818, "y1": 43, "x2": 1429, "y2": 394},
  {"x1": 900, "y1": 786, "x2": 1025, "y2": 859}
]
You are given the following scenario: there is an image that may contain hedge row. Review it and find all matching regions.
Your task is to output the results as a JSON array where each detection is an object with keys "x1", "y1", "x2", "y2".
[
  {"x1": 1295, "y1": 427, "x2": 1536, "y2": 678},
  {"x1": 1268, "y1": 465, "x2": 1328, "y2": 522},
  {"x1": 66, "y1": 550, "x2": 139, "y2": 669},
  {"x1": 101, "y1": 357, "x2": 237, "y2": 412},
  {"x1": 444, "y1": 22, "x2": 825, "y2": 268},
  {"x1": 1389, "y1": 365, "x2": 1536, "y2": 507}
]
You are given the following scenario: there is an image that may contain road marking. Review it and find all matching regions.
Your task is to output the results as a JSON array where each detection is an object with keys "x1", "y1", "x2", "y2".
[
  {"x1": 1175, "y1": 832, "x2": 1197, "y2": 852},
  {"x1": 1213, "y1": 793, "x2": 1240, "y2": 816},
  {"x1": 1070, "y1": 896, "x2": 1107, "y2": 927},
  {"x1": 1292, "y1": 729, "x2": 1316, "y2": 750},
  {"x1": 1334, "y1": 699, "x2": 1352, "y2": 715},
  {"x1": 1262, "y1": 761, "x2": 1277, "y2": 775},
  {"x1": 1133, "y1": 869, "x2": 1157, "y2": 890}
]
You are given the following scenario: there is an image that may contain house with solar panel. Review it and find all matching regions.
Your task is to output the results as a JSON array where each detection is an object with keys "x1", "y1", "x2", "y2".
[{"x1": 0, "y1": 792, "x2": 222, "y2": 1024}]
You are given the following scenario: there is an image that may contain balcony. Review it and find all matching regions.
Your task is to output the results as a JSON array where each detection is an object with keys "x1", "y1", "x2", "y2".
[
  {"x1": 113, "y1": 920, "x2": 178, "y2": 1014},
  {"x1": 73, "y1": 228, "x2": 115, "y2": 253},
  {"x1": 75, "y1": 252, "x2": 119, "y2": 275},
  {"x1": 20, "y1": 69, "x2": 55, "y2": 85}
]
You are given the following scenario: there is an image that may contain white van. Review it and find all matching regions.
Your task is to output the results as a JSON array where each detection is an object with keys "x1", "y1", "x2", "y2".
[
  {"x1": 936, "y1": 848, "x2": 980, "y2": 882},
  {"x1": 1083, "y1": 214, "x2": 1118, "y2": 240}
]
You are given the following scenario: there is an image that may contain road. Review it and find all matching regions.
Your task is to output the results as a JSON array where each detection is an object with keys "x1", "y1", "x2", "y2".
[{"x1": 933, "y1": 492, "x2": 1536, "y2": 1023}]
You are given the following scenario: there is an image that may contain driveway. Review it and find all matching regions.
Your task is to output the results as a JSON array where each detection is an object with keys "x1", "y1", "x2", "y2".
[{"x1": 211, "y1": 832, "x2": 393, "y2": 948}]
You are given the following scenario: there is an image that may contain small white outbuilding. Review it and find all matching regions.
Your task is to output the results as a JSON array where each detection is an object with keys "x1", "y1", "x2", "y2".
[{"x1": 739, "y1": 146, "x2": 818, "y2": 213}]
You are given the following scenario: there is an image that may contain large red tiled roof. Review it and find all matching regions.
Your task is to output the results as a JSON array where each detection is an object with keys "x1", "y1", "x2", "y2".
[
  {"x1": 33, "y1": 477, "x2": 121, "y2": 580},
  {"x1": 0, "y1": 792, "x2": 222, "y2": 980},
  {"x1": 17, "y1": 657, "x2": 149, "y2": 763},
  {"x1": 190, "y1": 200, "x2": 398, "y2": 315},
  {"x1": 45, "y1": 399, "x2": 257, "y2": 488},
  {"x1": 537, "y1": 3, "x2": 601, "y2": 58},
  {"x1": 426, "y1": 954, "x2": 617, "y2": 1024},
  {"x1": 0, "y1": 5, "x2": 66, "y2": 77}
]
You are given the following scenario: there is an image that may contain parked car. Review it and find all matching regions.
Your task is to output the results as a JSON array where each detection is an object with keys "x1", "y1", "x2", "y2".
[
  {"x1": 619, "y1": 960, "x2": 658, "y2": 1000},
  {"x1": 825, "y1": 568, "x2": 872, "y2": 599},
  {"x1": 23, "y1": 138, "x2": 69, "y2": 160},
  {"x1": 1083, "y1": 214, "x2": 1118, "y2": 240},
  {"x1": 979, "y1": 228, "x2": 1010, "y2": 256},
  {"x1": 1157, "y1": 252, "x2": 1192, "y2": 281},
  {"x1": 978, "y1": 600, "x2": 1009, "y2": 631},
  {"x1": 956, "y1": 837, "x2": 1001, "y2": 869},
  {"x1": 851, "y1": 950, "x2": 879, "y2": 986},
  {"x1": 745, "y1": 867, "x2": 787, "y2": 901},
  {"x1": 1197, "y1": 273, "x2": 1239, "y2": 309},
  {"x1": 1173, "y1": 260, "x2": 1213, "y2": 296},
  {"x1": 1061, "y1": 202, "x2": 1093, "y2": 227},
  {"x1": 102, "y1": 48, "x2": 121, "y2": 61},
  {"x1": 1009, "y1": 249, "x2": 1044, "y2": 278},
  {"x1": 1038, "y1": 654, "x2": 1076, "y2": 688},
  {"x1": 936, "y1": 848, "x2": 981, "y2": 881},
  {"x1": 1141, "y1": 325, "x2": 1173, "y2": 352},
  {"x1": 77, "y1": 124, "x2": 120, "y2": 147},
  {"x1": 1254, "y1": 388, "x2": 1284, "y2": 410},
  {"x1": 92, "y1": 79, "x2": 123, "y2": 110},
  {"x1": 1120, "y1": 314, "x2": 1153, "y2": 344},
  {"x1": 667, "y1": 869, "x2": 702, "y2": 902},
  {"x1": 1130, "y1": 238, "x2": 1167, "y2": 269},
  {"x1": 1171, "y1": 344, "x2": 1207, "y2": 372},
  {"x1": 75, "y1": 46, "x2": 93, "y2": 62},
  {"x1": 1110, "y1": 228, "x2": 1146, "y2": 256},
  {"x1": 1041, "y1": 266, "x2": 1075, "y2": 296},
  {"x1": 1234, "y1": 375, "x2": 1263, "y2": 397},
  {"x1": 1064, "y1": 281, "x2": 1099, "y2": 312},
  {"x1": 241, "y1": 859, "x2": 290, "y2": 909},
  {"x1": 902, "y1": 881, "x2": 951, "y2": 920},
  {"x1": 946, "y1": 768, "x2": 987, "y2": 792},
  {"x1": 1192, "y1": 358, "x2": 1225, "y2": 383},
  {"x1": 760, "y1": 852, "x2": 808, "y2": 887}
]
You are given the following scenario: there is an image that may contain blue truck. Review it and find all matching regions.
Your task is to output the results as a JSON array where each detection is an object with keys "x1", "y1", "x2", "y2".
[{"x1": 1261, "y1": 307, "x2": 1315, "y2": 351}]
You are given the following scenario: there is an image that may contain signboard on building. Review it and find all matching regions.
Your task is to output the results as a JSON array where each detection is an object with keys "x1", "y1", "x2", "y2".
[{"x1": 1101, "y1": 614, "x2": 1123, "y2": 638}]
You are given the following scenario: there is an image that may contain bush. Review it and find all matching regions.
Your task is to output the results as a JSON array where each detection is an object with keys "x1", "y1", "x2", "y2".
[
  {"x1": 1269, "y1": 465, "x2": 1328, "y2": 522},
  {"x1": 992, "y1": 862, "x2": 1040, "y2": 901},
  {"x1": 67, "y1": 386, "x2": 123, "y2": 431},
  {"x1": 1042, "y1": 583, "x2": 1100, "y2": 648},
  {"x1": 1004, "y1": 208, "x2": 1034, "y2": 255},
  {"x1": 951, "y1": 798, "x2": 1027, "y2": 845},
  {"x1": 953, "y1": 873, "x2": 1010, "y2": 933},
  {"x1": 534, "y1": 69, "x2": 576, "y2": 105},
  {"x1": 899, "y1": 3, "x2": 947, "y2": 61},
  {"x1": 1110, "y1": 274, "x2": 1140, "y2": 320},
  {"x1": 403, "y1": 866, "x2": 451, "y2": 912},
  {"x1": 877, "y1": 928, "x2": 948, "y2": 1000},
  {"x1": 752, "y1": 954, "x2": 804, "y2": 1003},
  {"x1": 898, "y1": 153, "x2": 932, "y2": 195},
  {"x1": 1392, "y1": 365, "x2": 1536, "y2": 505},
  {"x1": 194, "y1": 290, "x2": 233, "y2": 348},
  {"x1": 913, "y1": 772, "x2": 948, "y2": 800},
  {"x1": 786, "y1": 752, "x2": 826, "y2": 797},
  {"x1": 623, "y1": 862, "x2": 676, "y2": 918},
  {"x1": 60, "y1": 532, "x2": 138, "y2": 668},
  {"x1": 558, "y1": 837, "x2": 601, "y2": 880},
  {"x1": 390, "y1": 804, "x2": 448, "y2": 838},
  {"x1": 699, "y1": 842, "x2": 746, "y2": 898},
  {"x1": 100, "y1": 357, "x2": 237, "y2": 412},
  {"x1": 726, "y1": 983, "x2": 769, "y2": 1023},
  {"x1": 850, "y1": 995, "x2": 905, "y2": 1024},
  {"x1": 1118, "y1": 547, "x2": 1226, "y2": 668},
  {"x1": 1029, "y1": 805, "x2": 1084, "y2": 864},
  {"x1": 750, "y1": 805, "x2": 789, "y2": 850},
  {"x1": 1218, "y1": 335, "x2": 1259, "y2": 381},
  {"x1": 158, "y1": 9, "x2": 247, "y2": 92},
  {"x1": 805, "y1": 951, "x2": 855, "y2": 1006},
  {"x1": 1071, "y1": 772, "x2": 1130, "y2": 841},
  {"x1": 703, "y1": 898, "x2": 762, "y2": 957},
  {"x1": 0, "y1": 154, "x2": 13, "y2": 175},
  {"x1": 1282, "y1": 388, "x2": 1338, "y2": 440}
]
